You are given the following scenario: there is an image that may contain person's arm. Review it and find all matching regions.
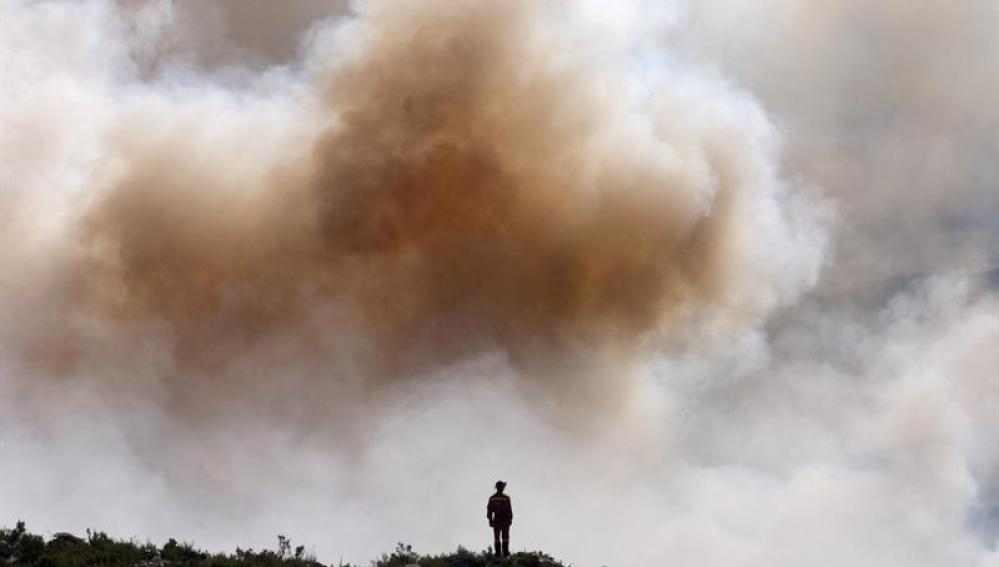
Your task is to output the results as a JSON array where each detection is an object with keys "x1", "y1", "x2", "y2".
[
  {"x1": 508, "y1": 496, "x2": 513, "y2": 521},
  {"x1": 487, "y1": 499, "x2": 494, "y2": 525}
]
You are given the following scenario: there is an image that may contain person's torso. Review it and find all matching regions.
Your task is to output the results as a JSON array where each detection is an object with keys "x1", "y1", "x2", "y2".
[{"x1": 489, "y1": 493, "x2": 512, "y2": 520}]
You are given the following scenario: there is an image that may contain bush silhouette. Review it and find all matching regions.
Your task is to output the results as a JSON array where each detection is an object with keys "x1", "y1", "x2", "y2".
[{"x1": 0, "y1": 523, "x2": 569, "y2": 567}]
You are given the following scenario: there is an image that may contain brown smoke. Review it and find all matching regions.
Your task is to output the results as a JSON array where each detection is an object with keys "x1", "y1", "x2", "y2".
[
  {"x1": 41, "y1": 0, "x2": 812, "y2": 416},
  {"x1": 0, "y1": 0, "x2": 824, "y2": 438},
  {"x1": 6, "y1": 2, "x2": 997, "y2": 566}
]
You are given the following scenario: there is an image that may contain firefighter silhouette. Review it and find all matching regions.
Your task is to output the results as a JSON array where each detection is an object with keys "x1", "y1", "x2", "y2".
[{"x1": 487, "y1": 480, "x2": 513, "y2": 557}]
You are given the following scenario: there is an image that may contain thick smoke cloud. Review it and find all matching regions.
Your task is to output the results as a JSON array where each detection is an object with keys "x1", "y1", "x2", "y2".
[
  {"x1": 1, "y1": 1, "x2": 996, "y2": 566},
  {"x1": 5, "y1": 0, "x2": 824, "y2": 417},
  {"x1": 676, "y1": 0, "x2": 999, "y2": 289}
]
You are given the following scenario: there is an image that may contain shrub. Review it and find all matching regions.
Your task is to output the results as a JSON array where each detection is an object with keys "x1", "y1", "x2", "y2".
[{"x1": 0, "y1": 523, "x2": 568, "y2": 567}]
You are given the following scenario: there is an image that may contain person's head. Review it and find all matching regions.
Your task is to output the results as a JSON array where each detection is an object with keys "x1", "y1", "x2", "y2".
[{"x1": 495, "y1": 480, "x2": 506, "y2": 493}]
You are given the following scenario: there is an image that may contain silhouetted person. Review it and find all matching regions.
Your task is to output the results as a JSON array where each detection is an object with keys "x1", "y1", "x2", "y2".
[{"x1": 487, "y1": 480, "x2": 513, "y2": 557}]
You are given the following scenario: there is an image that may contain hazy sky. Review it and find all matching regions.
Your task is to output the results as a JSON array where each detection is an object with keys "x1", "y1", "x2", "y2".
[{"x1": 1, "y1": 2, "x2": 996, "y2": 566}]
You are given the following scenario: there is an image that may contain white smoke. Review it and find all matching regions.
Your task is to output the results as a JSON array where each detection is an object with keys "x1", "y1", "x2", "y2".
[
  {"x1": 674, "y1": 0, "x2": 999, "y2": 288},
  {"x1": 1, "y1": 1, "x2": 996, "y2": 567}
]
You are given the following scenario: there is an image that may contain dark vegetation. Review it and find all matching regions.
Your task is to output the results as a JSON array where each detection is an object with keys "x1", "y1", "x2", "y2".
[{"x1": 0, "y1": 523, "x2": 568, "y2": 567}]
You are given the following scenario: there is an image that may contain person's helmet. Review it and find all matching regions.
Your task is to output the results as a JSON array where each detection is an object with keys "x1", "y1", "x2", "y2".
[{"x1": 495, "y1": 480, "x2": 507, "y2": 490}]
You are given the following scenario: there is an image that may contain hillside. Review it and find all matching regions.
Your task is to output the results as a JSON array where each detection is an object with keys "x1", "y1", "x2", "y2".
[{"x1": 0, "y1": 522, "x2": 568, "y2": 567}]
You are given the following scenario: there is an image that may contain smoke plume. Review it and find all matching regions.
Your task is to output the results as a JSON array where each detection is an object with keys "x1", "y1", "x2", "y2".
[
  {"x1": 4, "y1": 0, "x2": 824, "y2": 419},
  {"x1": 1, "y1": 1, "x2": 995, "y2": 566}
]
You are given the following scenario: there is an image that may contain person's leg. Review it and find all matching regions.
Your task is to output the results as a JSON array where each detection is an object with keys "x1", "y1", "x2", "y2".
[
  {"x1": 501, "y1": 526, "x2": 510, "y2": 557},
  {"x1": 493, "y1": 526, "x2": 502, "y2": 557}
]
